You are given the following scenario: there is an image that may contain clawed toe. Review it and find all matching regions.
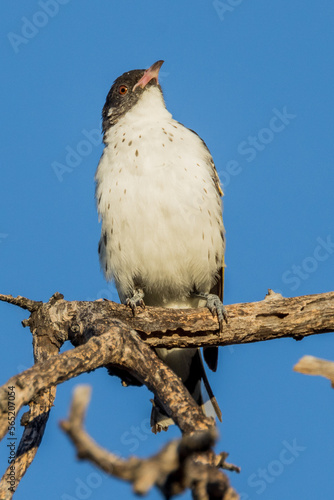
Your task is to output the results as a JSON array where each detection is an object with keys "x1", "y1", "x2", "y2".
[
  {"x1": 206, "y1": 294, "x2": 228, "y2": 332},
  {"x1": 191, "y1": 291, "x2": 228, "y2": 332},
  {"x1": 126, "y1": 288, "x2": 145, "y2": 316}
]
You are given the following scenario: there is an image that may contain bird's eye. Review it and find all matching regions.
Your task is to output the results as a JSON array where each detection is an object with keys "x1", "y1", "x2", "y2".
[{"x1": 119, "y1": 85, "x2": 128, "y2": 95}]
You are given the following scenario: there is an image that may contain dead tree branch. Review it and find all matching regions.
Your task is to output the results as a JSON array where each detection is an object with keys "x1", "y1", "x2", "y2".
[
  {"x1": 0, "y1": 390, "x2": 56, "y2": 500},
  {"x1": 1, "y1": 290, "x2": 333, "y2": 350},
  {"x1": 0, "y1": 320, "x2": 235, "y2": 498},
  {"x1": 0, "y1": 294, "x2": 41, "y2": 312},
  {"x1": 0, "y1": 323, "x2": 214, "y2": 441},
  {"x1": 0, "y1": 293, "x2": 62, "y2": 499},
  {"x1": 0, "y1": 289, "x2": 333, "y2": 498},
  {"x1": 60, "y1": 385, "x2": 238, "y2": 500},
  {"x1": 294, "y1": 355, "x2": 334, "y2": 387}
]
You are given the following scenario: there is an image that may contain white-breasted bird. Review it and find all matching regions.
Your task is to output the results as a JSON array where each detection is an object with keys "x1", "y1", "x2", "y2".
[{"x1": 95, "y1": 60, "x2": 226, "y2": 432}]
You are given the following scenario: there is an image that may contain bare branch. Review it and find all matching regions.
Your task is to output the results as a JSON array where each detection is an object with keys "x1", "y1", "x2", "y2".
[
  {"x1": 0, "y1": 391, "x2": 56, "y2": 500},
  {"x1": 3, "y1": 290, "x2": 334, "y2": 351},
  {"x1": 1, "y1": 289, "x2": 332, "y2": 497},
  {"x1": 294, "y1": 355, "x2": 334, "y2": 387},
  {"x1": 0, "y1": 323, "x2": 214, "y2": 442},
  {"x1": 216, "y1": 453, "x2": 241, "y2": 474},
  {"x1": 19, "y1": 290, "x2": 334, "y2": 350},
  {"x1": 0, "y1": 293, "x2": 42, "y2": 312},
  {"x1": 0, "y1": 293, "x2": 62, "y2": 497},
  {"x1": 60, "y1": 385, "x2": 238, "y2": 499}
]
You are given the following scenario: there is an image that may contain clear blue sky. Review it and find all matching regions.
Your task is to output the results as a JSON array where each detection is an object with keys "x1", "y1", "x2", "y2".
[{"x1": 1, "y1": 1, "x2": 334, "y2": 499}]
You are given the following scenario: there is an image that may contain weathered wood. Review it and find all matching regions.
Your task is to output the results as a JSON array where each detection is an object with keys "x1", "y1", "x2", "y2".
[
  {"x1": 0, "y1": 322, "x2": 214, "y2": 442},
  {"x1": 0, "y1": 289, "x2": 333, "y2": 499},
  {"x1": 2, "y1": 290, "x2": 333, "y2": 350},
  {"x1": 294, "y1": 355, "x2": 334, "y2": 387},
  {"x1": 0, "y1": 293, "x2": 62, "y2": 499},
  {"x1": 60, "y1": 386, "x2": 237, "y2": 500}
]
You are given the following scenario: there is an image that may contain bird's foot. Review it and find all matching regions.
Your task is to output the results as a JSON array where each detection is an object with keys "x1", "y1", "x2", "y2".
[
  {"x1": 126, "y1": 288, "x2": 145, "y2": 316},
  {"x1": 193, "y1": 292, "x2": 228, "y2": 332},
  {"x1": 206, "y1": 293, "x2": 228, "y2": 332}
]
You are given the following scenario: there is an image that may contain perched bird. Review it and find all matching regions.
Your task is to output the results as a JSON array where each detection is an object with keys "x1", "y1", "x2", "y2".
[{"x1": 95, "y1": 60, "x2": 226, "y2": 432}]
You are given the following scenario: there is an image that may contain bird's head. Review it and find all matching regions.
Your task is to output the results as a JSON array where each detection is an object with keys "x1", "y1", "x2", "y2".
[{"x1": 102, "y1": 60, "x2": 165, "y2": 133}]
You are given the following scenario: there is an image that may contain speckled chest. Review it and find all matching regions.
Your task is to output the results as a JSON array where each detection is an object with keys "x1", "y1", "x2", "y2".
[
  {"x1": 95, "y1": 89, "x2": 224, "y2": 298},
  {"x1": 97, "y1": 117, "x2": 221, "y2": 237}
]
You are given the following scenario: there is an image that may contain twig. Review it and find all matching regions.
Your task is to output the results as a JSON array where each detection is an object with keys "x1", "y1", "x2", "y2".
[
  {"x1": 216, "y1": 453, "x2": 241, "y2": 474},
  {"x1": 0, "y1": 293, "x2": 41, "y2": 312},
  {"x1": 294, "y1": 355, "x2": 334, "y2": 387}
]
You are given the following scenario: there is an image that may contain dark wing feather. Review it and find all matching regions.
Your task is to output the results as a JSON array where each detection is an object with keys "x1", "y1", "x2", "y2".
[
  {"x1": 198, "y1": 135, "x2": 224, "y2": 372},
  {"x1": 185, "y1": 126, "x2": 223, "y2": 197},
  {"x1": 179, "y1": 124, "x2": 225, "y2": 373}
]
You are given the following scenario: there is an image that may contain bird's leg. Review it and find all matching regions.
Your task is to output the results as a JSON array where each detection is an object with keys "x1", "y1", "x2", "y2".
[
  {"x1": 126, "y1": 288, "x2": 145, "y2": 316},
  {"x1": 192, "y1": 292, "x2": 228, "y2": 332}
]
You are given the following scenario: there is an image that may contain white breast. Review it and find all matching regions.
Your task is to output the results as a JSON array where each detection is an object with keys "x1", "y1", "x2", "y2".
[{"x1": 95, "y1": 87, "x2": 225, "y2": 305}]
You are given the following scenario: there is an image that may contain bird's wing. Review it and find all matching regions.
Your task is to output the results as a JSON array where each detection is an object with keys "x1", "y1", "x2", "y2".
[
  {"x1": 186, "y1": 126, "x2": 223, "y2": 197},
  {"x1": 186, "y1": 128, "x2": 225, "y2": 298},
  {"x1": 177, "y1": 124, "x2": 225, "y2": 372},
  {"x1": 194, "y1": 132, "x2": 225, "y2": 372}
]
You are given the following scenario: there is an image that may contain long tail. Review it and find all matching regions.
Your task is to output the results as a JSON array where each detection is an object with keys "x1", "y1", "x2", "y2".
[
  {"x1": 199, "y1": 351, "x2": 222, "y2": 422},
  {"x1": 151, "y1": 347, "x2": 222, "y2": 432}
]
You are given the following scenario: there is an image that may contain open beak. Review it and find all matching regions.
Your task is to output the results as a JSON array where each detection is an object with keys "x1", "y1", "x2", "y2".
[{"x1": 133, "y1": 60, "x2": 164, "y2": 91}]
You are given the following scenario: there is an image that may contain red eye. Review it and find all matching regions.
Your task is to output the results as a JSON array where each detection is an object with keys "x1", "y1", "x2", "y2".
[{"x1": 119, "y1": 85, "x2": 128, "y2": 95}]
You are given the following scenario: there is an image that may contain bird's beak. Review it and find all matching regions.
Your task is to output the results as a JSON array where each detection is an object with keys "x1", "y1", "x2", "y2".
[{"x1": 133, "y1": 60, "x2": 164, "y2": 91}]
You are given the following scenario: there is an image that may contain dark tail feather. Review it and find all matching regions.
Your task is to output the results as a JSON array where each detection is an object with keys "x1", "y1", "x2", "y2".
[
  {"x1": 150, "y1": 348, "x2": 222, "y2": 432},
  {"x1": 203, "y1": 346, "x2": 218, "y2": 371},
  {"x1": 199, "y1": 351, "x2": 222, "y2": 422}
]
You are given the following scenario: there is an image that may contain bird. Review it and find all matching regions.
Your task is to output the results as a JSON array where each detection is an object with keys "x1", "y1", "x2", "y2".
[{"x1": 95, "y1": 60, "x2": 226, "y2": 432}]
